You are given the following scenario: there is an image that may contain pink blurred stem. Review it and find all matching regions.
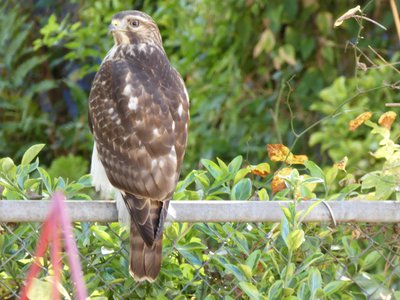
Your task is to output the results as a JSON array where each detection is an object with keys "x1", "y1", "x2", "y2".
[
  {"x1": 20, "y1": 192, "x2": 87, "y2": 300},
  {"x1": 20, "y1": 209, "x2": 53, "y2": 300},
  {"x1": 53, "y1": 191, "x2": 87, "y2": 300},
  {"x1": 50, "y1": 223, "x2": 61, "y2": 300}
]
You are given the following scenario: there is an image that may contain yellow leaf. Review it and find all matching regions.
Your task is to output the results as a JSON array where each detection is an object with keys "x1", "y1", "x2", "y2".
[
  {"x1": 249, "y1": 162, "x2": 270, "y2": 177},
  {"x1": 290, "y1": 154, "x2": 309, "y2": 165},
  {"x1": 349, "y1": 112, "x2": 372, "y2": 131},
  {"x1": 267, "y1": 144, "x2": 308, "y2": 165},
  {"x1": 378, "y1": 111, "x2": 397, "y2": 130},
  {"x1": 27, "y1": 278, "x2": 53, "y2": 300},
  {"x1": 271, "y1": 168, "x2": 292, "y2": 194}
]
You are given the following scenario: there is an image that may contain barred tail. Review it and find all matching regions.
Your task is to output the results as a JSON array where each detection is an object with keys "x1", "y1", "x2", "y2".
[{"x1": 129, "y1": 220, "x2": 163, "y2": 282}]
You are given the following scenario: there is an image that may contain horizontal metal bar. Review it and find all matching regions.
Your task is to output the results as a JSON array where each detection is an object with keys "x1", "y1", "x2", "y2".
[{"x1": 1, "y1": 200, "x2": 400, "y2": 223}]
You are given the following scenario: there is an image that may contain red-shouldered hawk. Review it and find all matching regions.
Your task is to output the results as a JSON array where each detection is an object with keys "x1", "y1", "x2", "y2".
[{"x1": 88, "y1": 10, "x2": 189, "y2": 282}]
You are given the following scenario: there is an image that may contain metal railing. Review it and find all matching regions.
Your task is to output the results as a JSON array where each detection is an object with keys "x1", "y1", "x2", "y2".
[{"x1": 1, "y1": 200, "x2": 400, "y2": 299}]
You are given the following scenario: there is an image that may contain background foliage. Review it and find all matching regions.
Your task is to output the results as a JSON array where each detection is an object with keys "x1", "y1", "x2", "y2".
[
  {"x1": 1, "y1": 0, "x2": 399, "y2": 176},
  {"x1": 1, "y1": 0, "x2": 400, "y2": 299}
]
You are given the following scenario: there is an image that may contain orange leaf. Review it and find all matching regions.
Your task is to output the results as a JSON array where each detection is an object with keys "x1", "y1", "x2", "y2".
[
  {"x1": 334, "y1": 156, "x2": 348, "y2": 171},
  {"x1": 378, "y1": 111, "x2": 397, "y2": 130},
  {"x1": 289, "y1": 154, "x2": 308, "y2": 165},
  {"x1": 271, "y1": 168, "x2": 292, "y2": 194},
  {"x1": 267, "y1": 144, "x2": 308, "y2": 165},
  {"x1": 250, "y1": 163, "x2": 270, "y2": 177},
  {"x1": 267, "y1": 144, "x2": 291, "y2": 162},
  {"x1": 349, "y1": 112, "x2": 372, "y2": 131}
]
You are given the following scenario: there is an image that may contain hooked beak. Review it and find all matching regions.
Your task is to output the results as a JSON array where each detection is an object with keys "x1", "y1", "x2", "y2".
[{"x1": 108, "y1": 23, "x2": 117, "y2": 34}]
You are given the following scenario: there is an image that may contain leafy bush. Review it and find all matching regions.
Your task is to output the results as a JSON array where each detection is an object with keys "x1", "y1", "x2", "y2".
[
  {"x1": 3, "y1": 1, "x2": 399, "y2": 173},
  {"x1": 1, "y1": 132, "x2": 400, "y2": 298}
]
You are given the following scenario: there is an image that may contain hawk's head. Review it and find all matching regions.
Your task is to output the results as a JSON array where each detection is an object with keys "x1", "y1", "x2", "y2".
[{"x1": 108, "y1": 10, "x2": 163, "y2": 46}]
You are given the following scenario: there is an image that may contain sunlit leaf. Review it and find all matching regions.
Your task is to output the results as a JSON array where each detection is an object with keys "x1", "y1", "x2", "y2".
[
  {"x1": 349, "y1": 112, "x2": 372, "y2": 131},
  {"x1": 257, "y1": 188, "x2": 269, "y2": 200},
  {"x1": 21, "y1": 144, "x2": 45, "y2": 165},
  {"x1": 27, "y1": 278, "x2": 53, "y2": 300},
  {"x1": 267, "y1": 144, "x2": 308, "y2": 165},
  {"x1": 267, "y1": 144, "x2": 291, "y2": 162},
  {"x1": 287, "y1": 229, "x2": 305, "y2": 251},
  {"x1": 378, "y1": 111, "x2": 397, "y2": 130},
  {"x1": 249, "y1": 162, "x2": 270, "y2": 177},
  {"x1": 271, "y1": 168, "x2": 293, "y2": 194},
  {"x1": 233, "y1": 168, "x2": 251, "y2": 185}
]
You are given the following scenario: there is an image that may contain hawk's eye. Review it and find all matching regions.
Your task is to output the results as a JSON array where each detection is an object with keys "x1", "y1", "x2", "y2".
[{"x1": 129, "y1": 19, "x2": 140, "y2": 27}]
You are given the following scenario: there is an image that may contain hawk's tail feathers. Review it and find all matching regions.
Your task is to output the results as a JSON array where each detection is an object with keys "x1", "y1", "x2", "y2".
[{"x1": 129, "y1": 222, "x2": 163, "y2": 282}]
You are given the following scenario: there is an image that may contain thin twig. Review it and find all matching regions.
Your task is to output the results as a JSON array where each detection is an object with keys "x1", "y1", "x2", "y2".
[
  {"x1": 354, "y1": 15, "x2": 387, "y2": 31},
  {"x1": 368, "y1": 45, "x2": 400, "y2": 74}
]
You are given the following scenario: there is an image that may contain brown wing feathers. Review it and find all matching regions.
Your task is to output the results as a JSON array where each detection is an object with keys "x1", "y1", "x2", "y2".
[{"x1": 89, "y1": 11, "x2": 189, "y2": 282}]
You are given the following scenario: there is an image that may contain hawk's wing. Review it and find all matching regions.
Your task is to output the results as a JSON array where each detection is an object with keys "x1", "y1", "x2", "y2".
[
  {"x1": 89, "y1": 56, "x2": 188, "y2": 199},
  {"x1": 89, "y1": 50, "x2": 189, "y2": 245}
]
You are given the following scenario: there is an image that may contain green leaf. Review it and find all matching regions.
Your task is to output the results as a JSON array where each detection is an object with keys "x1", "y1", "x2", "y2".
[
  {"x1": 298, "y1": 252, "x2": 324, "y2": 272},
  {"x1": 308, "y1": 267, "x2": 322, "y2": 298},
  {"x1": 280, "y1": 215, "x2": 290, "y2": 245},
  {"x1": 297, "y1": 282, "x2": 310, "y2": 300},
  {"x1": 238, "y1": 264, "x2": 252, "y2": 279},
  {"x1": 239, "y1": 282, "x2": 261, "y2": 300},
  {"x1": 38, "y1": 167, "x2": 52, "y2": 193},
  {"x1": 230, "y1": 178, "x2": 252, "y2": 200},
  {"x1": 268, "y1": 280, "x2": 283, "y2": 300},
  {"x1": 21, "y1": 144, "x2": 45, "y2": 165},
  {"x1": 323, "y1": 280, "x2": 347, "y2": 296},
  {"x1": 91, "y1": 226, "x2": 116, "y2": 248},
  {"x1": 194, "y1": 172, "x2": 210, "y2": 190},
  {"x1": 77, "y1": 174, "x2": 92, "y2": 187},
  {"x1": 201, "y1": 159, "x2": 222, "y2": 179},
  {"x1": 216, "y1": 157, "x2": 229, "y2": 172},
  {"x1": 175, "y1": 247, "x2": 203, "y2": 267},
  {"x1": 1, "y1": 157, "x2": 16, "y2": 178},
  {"x1": 281, "y1": 206, "x2": 292, "y2": 222},
  {"x1": 257, "y1": 188, "x2": 269, "y2": 200},
  {"x1": 281, "y1": 262, "x2": 295, "y2": 281},
  {"x1": 224, "y1": 264, "x2": 247, "y2": 282},
  {"x1": 228, "y1": 155, "x2": 243, "y2": 174},
  {"x1": 361, "y1": 250, "x2": 382, "y2": 271},
  {"x1": 304, "y1": 161, "x2": 325, "y2": 182},
  {"x1": 287, "y1": 229, "x2": 305, "y2": 251},
  {"x1": 176, "y1": 170, "x2": 197, "y2": 192},
  {"x1": 298, "y1": 200, "x2": 322, "y2": 223},
  {"x1": 234, "y1": 168, "x2": 251, "y2": 185},
  {"x1": 245, "y1": 250, "x2": 261, "y2": 270},
  {"x1": 342, "y1": 236, "x2": 361, "y2": 261},
  {"x1": 325, "y1": 166, "x2": 338, "y2": 188}
]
